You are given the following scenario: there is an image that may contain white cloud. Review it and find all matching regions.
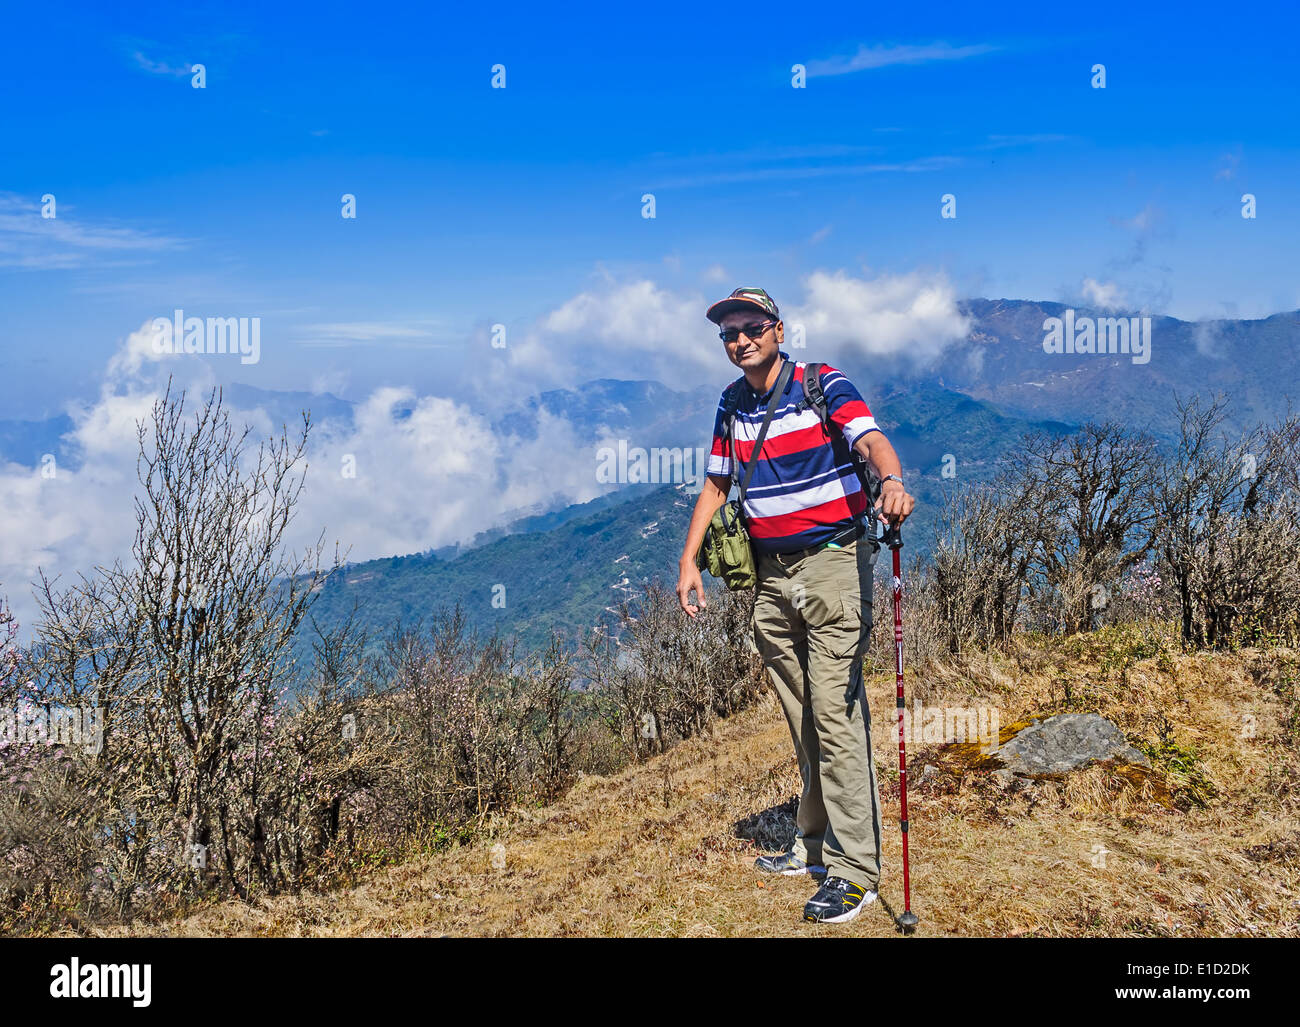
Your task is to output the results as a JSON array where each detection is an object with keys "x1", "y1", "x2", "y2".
[
  {"x1": 130, "y1": 50, "x2": 192, "y2": 77},
  {"x1": 103, "y1": 319, "x2": 181, "y2": 380},
  {"x1": 1118, "y1": 204, "x2": 1161, "y2": 233},
  {"x1": 483, "y1": 269, "x2": 973, "y2": 393},
  {"x1": 0, "y1": 266, "x2": 974, "y2": 636},
  {"x1": 294, "y1": 320, "x2": 451, "y2": 348},
  {"x1": 543, "y1": 279, "x2": 693, "y2": 342},
  {"x1": 309, "y1": 368, "x2": 351, "y2": 396},
  {"x1": 301, "y1": 393, "x2": 604, "y2": 563},
  {"x1": 0, "y1": 316, "x2": 617, "y2": 635},
  {"x1": 1193, "y1": 320, "x2": 1226, "y2": 358},
  {"x1": 1215, "y1": 152, "x2": 1241, "y2": 181},
  {"x1": 0, "y1": 193, "x2": 185, "y2": 271},
  {"x1": 496, "y1": 276, "x2": 730, "y2": 390},
  {"x1": 1080, "y1": 277, "x2": 1127, "y2": 311},
  {"x1": 787, "y1": 269, "x2": 971, "y2": 365},
  {"x1": 807, "y1": 42, "x2": 1000, "y2": 77},
  {"x1": 652, "y1": 155, "x2": 959, "y2": 190},
  {"x1": 1106, "y1": 201, "x2": 1170, "y2": 274}
]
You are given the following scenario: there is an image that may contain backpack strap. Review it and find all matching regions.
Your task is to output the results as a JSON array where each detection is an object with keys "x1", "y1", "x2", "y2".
[
  {"x1": 720, "y1": 379, "x2": 744, "y2": 484},
  {"x1": 721, "y1": 378, "x2": 743, "y2": 423},
  {"x1": 803, "y1": 361, "x2": 881, "y2": 531},
  {"x1": 801, "y1": 361, "x2": 833, "y2": 431}
]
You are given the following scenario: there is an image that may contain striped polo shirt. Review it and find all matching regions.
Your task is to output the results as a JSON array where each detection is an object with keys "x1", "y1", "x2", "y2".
[{"x1": 706, "y1": 354, "x2": 879, "y2": 555}]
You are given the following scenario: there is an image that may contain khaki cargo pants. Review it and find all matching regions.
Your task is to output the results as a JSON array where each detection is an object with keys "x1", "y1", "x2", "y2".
[{"x1": 752, "y1": 536, "x2": 883, "y2": 891}]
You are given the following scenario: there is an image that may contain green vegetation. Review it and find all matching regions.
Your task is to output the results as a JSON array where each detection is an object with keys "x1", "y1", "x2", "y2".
[
  {"x1": 1137, "y1": 724, "x2": 1219, "y2": 811},
  {"x1": 301, "y1": 485, "x2": 695, "y2": 655}
]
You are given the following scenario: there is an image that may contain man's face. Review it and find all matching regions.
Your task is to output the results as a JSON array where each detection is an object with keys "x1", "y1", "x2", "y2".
[{"x1": 720, "y1": 309, "x2": 783, "y2": 373}]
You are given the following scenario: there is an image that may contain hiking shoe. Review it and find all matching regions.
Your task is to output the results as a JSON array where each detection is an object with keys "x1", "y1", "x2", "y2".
[
  {"x1": 754, "y1": 852, "x2": 826, "y2": 876},
  {"x1": 803, "y1": 876, "x2": 877, "y2": 923}
]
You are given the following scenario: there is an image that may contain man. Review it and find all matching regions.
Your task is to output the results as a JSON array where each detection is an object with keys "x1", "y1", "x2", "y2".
[{"x1": 676, "y1": 287, "x2": 914, "y2": 924}]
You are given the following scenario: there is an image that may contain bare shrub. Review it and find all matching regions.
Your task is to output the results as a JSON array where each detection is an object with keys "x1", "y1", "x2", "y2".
[
  {"x1": 931, "y1": 476, "x2": 1041, "y2": 651},
  {"x1": 585, "y1": 584, "x2": 764, "y2": 759},
  {"x1": 0, "y1": 386, "x2": 610, "y2": 930},
  {"x1": 1023, "y1": 424, "x2": 1157, "y2": 633},
  {"x1": 363, "y1": 611, "x2": 564, "y2": 829},
  {"x1": 1146, "y1": 398, "x2": 1300, "y2": 647},
  {"x1": 5, "y1": 383, "x2": 329, "y2": 918},
  {"x1": 863, "y1": 552, "x2": 949, "y2": 674}
]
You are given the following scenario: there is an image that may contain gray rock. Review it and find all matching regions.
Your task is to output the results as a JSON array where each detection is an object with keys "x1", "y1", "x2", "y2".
[{"x1": 990, "y1": 713, "x2": 1148, "y2": 779}]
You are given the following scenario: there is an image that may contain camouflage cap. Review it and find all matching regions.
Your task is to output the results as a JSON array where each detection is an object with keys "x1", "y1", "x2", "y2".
[{"x1": 706, "y1": 287, "x2": 780, "y2": 325}]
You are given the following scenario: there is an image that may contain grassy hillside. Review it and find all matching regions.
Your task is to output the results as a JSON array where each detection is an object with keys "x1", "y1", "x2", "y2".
[{"x1": 106, "y1": 626, "x2": 1300, "y2": 938}]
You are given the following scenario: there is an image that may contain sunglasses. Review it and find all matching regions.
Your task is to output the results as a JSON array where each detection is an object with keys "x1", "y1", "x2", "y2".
[{"x1": 718, "y1": 320, "x2": 777, "y2": 344}]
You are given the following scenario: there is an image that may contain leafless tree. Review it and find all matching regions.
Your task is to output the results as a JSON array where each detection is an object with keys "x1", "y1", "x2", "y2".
[
  {"x1": 932, "y1": 469, "x2": 1044, "y2": 650},
  {"x1": 20, "y1": 381, "x2": 326, "y2": 904},
  {"x1": 1023, "y1": 424, "x2": 1157, "y2": 633},
  {"x1": 1145, "y1": 396, "x2": 1300, "y2": 647}
]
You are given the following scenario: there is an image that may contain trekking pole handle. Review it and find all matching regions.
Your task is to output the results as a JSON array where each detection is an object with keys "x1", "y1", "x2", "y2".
[{"x1": 882, "y1": 519, "x2": 903, "y2": 551}]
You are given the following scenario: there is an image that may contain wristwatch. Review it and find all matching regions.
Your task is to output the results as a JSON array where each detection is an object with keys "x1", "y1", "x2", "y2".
[{"x1": 882, "y1": 474, "x2": 905, "y2": 488}]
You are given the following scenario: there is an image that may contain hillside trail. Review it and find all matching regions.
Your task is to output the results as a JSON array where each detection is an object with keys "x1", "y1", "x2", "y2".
[{"x1": 102, "y1": 642, "x2": 1300, "y2": 938}]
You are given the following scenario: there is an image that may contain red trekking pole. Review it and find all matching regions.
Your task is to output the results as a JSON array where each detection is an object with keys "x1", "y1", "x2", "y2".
[{"x1": 884, "y1": 521, "x2": 919, "y2": 932}]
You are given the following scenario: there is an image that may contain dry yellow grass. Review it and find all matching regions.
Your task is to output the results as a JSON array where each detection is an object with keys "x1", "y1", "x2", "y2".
[{"x1": 92, "y1": 628, "x2": 1300, "y2": 937}]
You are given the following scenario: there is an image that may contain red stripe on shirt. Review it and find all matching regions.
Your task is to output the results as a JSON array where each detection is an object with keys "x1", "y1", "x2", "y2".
[
  {"x1": 746, "y1": 491, "x2": 869, "y2": 539},
  {"x1": 732, "y1": 422, "x2": 827, "y2": 462}
]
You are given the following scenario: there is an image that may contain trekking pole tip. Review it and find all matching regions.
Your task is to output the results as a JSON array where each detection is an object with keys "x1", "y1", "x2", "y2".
[{"x1": 897, "y1": 911, "x2": 919, "y2": 932}]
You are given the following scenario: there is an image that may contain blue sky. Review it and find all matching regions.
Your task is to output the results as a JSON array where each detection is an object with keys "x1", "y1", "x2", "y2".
[
  {"x1": 2, "y1": 0, "x2": 1299, "y2": 632},
  {"x1": 2, "y1": 0, "x2": 1298, "y2": 420}
]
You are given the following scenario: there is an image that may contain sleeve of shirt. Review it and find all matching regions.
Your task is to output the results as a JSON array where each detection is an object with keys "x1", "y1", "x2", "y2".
[
  {"x1": 705, "y1": 387, "x2": 734, "y2": 478},
  {"x1": 817, "y1": 364, "x2": 878, "y2": 448}
]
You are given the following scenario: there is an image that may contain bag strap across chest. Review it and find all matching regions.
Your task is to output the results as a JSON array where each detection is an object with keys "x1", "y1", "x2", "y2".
[{"x1": 721, "y1": 358, "x2": 795, "y2": 528}]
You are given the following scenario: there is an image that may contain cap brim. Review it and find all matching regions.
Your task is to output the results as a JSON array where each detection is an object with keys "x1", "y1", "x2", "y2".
[{"x1": 706, "y1": 297, "x2": 774, "y2": 324}]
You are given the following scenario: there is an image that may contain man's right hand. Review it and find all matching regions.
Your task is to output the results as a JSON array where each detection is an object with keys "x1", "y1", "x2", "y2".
[
  {"x1": 677, "y1": 473, "x2": 731, "y2": 618},
  {"x1": 676, "y1": 559, "x2": 708, "y2": 618}
]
